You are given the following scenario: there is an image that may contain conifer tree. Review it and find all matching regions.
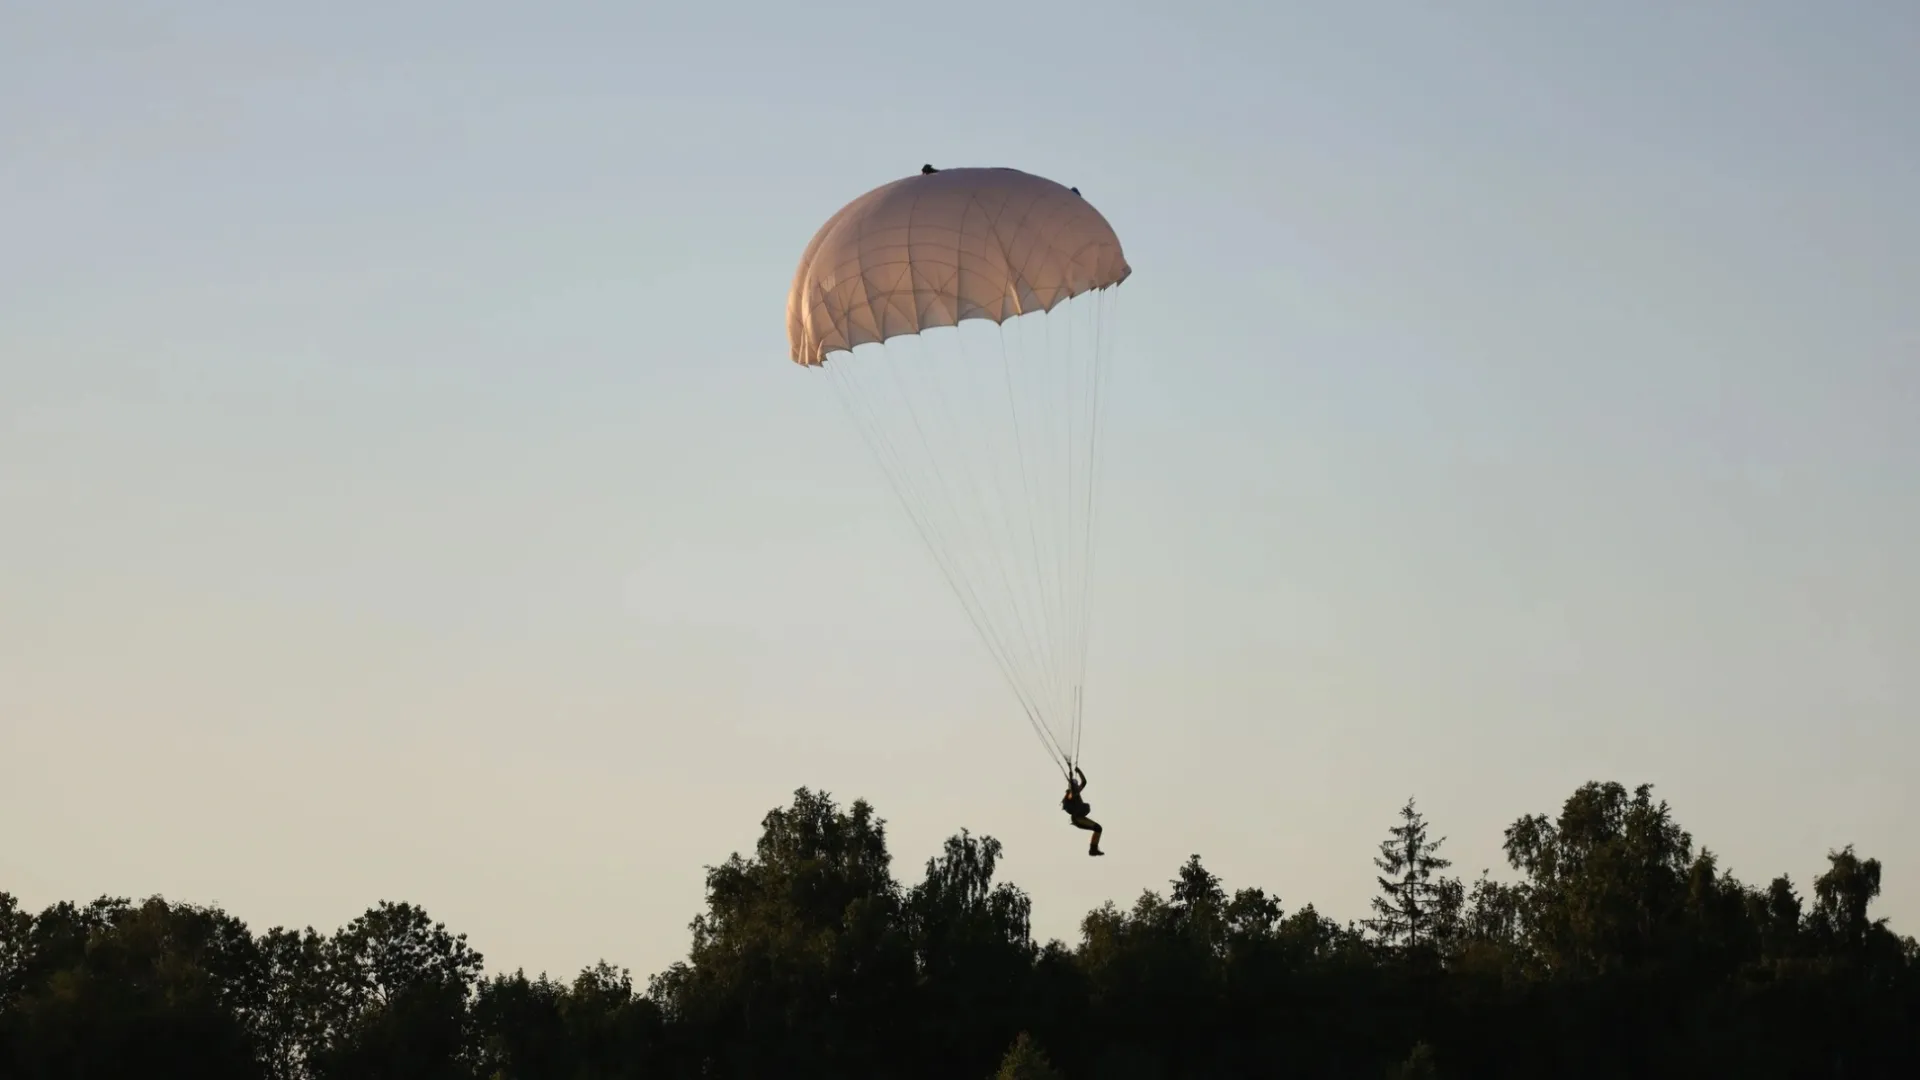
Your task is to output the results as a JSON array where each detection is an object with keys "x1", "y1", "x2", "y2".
[{"x1": 1366, "y1": 797, "x2": 1454, "y2": 949}]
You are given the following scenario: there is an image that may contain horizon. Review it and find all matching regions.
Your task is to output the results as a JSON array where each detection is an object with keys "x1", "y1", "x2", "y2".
[
  {"x1": 3, "y1": 775, "x2": 1903, "y2": 987},
  {"x1": 4, "y1": 1, "x2": 1916, "y2": 986}
]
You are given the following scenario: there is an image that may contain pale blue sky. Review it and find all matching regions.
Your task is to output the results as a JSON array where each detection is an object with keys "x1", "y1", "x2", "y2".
[{"x1": 4, "y1": 2, "x2": 1915, "y2": 980}]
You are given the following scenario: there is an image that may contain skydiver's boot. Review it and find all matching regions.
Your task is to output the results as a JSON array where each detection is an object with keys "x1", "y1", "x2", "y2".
[{"x1": 1089, "y1": 836, "x2": 1104, "y2": 857}]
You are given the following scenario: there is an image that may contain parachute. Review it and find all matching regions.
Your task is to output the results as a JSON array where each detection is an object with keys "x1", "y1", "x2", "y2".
[{"x1": 786, "y1": 166, "x2": 1132, "y2": 776}]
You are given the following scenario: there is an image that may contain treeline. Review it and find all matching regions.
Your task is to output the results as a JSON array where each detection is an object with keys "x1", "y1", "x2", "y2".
[{"x1": 2, "y1": 780, "x2": 1915, "y2": 1078}]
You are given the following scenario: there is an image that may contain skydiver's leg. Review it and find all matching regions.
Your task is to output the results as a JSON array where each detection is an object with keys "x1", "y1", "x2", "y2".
[{"x1": 1072, "y1": 815, "x2": 1104, "y2": 855}]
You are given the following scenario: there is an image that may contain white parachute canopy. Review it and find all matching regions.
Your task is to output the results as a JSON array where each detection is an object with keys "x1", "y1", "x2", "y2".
[{"x1": 787, "y1": 166, "x2": 1131, "y2": 774}]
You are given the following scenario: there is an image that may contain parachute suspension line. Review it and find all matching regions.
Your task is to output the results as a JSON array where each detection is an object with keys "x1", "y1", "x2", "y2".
[
  {"x1": 814, "y1": 305, "x2": 1114, "y2": 781},
  {"x1": 1044, "y1": 292, "x2": 1079, "y2": 771},
  {"x1": 1039, "y1": 306, "x2": 1085, "y2": 781},
  {"x1": 1069, "y1": 291, "x2": 1092, "y2": 768},
  {"x1": 1075, "y1": 294, "x2": 1090, "y2": 764},
  {"x1": 1069, "y1": 288, "x2": 1117, "y2": 768},
  {"x1": 996, "y1": 317, "x2": 1064, "y2": 760},
  {"x1": 822, "y1": 332, "x2": 1072, "y2": 774},
  {"x1": 940, "y1": 323, "x2": 1074, "y2": 770},
  {"x1": 955, "y1": 321, "x2": 1060, "y2": 746},
  {"x1": 1008, "y1": 306, "x2": 1082, "y2": 774},
  {"x1": 833, "y1": 340, "x2": 1052, "y2": 759},
  {"x1": 977, "y1": 292, "x2": 1115, "y2": 775},
  {"x1": 1079, "y1": 290, "x2": 1119, "y2": 763},
  {"x1": 1061, "y1": 296, "x2": 1083, "y2": 768},
  {"x1": 1065, "y1": 303, "x2": 1088, "y2": 767},
  {"x1": 826, "y1": 353, "x2": 1063, "y2": 774},
  {"x1": 1042, "y1": 304, "x2": 1075, "y2": 763}
]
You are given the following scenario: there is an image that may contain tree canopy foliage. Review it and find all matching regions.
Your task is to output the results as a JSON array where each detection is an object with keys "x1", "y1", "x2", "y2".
[{"x1": 4, "y1": 780, "x2": 1914, "y2": 1078}]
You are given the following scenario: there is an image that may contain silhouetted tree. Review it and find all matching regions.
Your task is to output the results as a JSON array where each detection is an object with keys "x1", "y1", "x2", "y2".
[
  {"x1": 4, "y1": 778, "x2": 1918, "y2": 1079},
  {"x1": 0, "y1": 896, "x2": 264, "y2": 1079},
  {"x1": 646, "y1": 787, "x2": 916, "y2": 1077},
  {"x1": 905, "y1": 829, "x2": 1036, "y2": 1077},
  {"x1": 1365, "y1": 798, "x2": 1455, "y2": 952},
  {"x1": 471, "y1": 961, "x2": 664, "y2": 1079},
  {"x1": 992, "y1": 1031, "x2": 1063, "y2": 1079},
  {"x1": 1812, "y1": 845, "x2": 1885, "y2": 954}
]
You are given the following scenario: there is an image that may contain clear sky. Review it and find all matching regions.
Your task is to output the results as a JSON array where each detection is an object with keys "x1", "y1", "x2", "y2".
[{"x1": 4, "y1": 2, "x2": 1916, "y2": 982}]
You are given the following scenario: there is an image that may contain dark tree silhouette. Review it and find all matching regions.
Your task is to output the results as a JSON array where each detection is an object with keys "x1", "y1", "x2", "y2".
[
  {"x1": 3, "y1": 778, "x2": 1916, "y2": 1079},
  {"x1": 1365, "y1": 797, "x2": 1454, "y2": 952},
  {"x1": 993, "y1": 1031, "x2": 1064, "y2": 1079}
]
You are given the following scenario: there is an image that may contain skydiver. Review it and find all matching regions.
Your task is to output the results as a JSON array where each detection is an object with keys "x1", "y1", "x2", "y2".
[{"x1": 1062, "y1": 764, "x2": 1103, "y2": 856}]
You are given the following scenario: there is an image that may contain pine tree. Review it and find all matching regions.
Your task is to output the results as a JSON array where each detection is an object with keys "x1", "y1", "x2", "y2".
[{"x1": 1366, "y1": 797, "x2": 1453, "y2": 950}]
